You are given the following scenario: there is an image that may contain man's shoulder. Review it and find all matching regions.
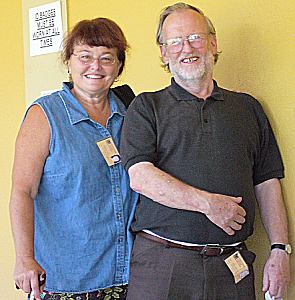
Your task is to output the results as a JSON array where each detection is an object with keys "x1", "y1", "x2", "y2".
[
  {"x1": 220, "y1": 86, "x2": 262, "y2": 107},
  {"x1": 130, "y1": 85, "x2": 171, "y2": 107},
  {"x1": 137, "y1": 85, "x2": 170, "y2": 98}
]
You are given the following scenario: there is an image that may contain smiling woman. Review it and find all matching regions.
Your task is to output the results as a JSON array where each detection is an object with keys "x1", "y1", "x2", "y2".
[
  {"x1": 68, "y1": 44, "x2": 121, "y2": 121},
  {"x1": 9, "y1": 17, "x2": 136, "y2": 300},
  {"x1": 61, "y1": 18, "x2": 128, "y2": 76},
  {"x1": 59, "y1": 18, "x2": 129, "y2": 125}
]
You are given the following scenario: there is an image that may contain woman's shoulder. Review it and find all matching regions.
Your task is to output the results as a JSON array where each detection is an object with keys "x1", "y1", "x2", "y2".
[{"x1": 33, "y1": 90, "x2": 62, "y2": 105}]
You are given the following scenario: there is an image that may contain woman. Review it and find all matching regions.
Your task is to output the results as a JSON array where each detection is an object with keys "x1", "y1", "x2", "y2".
[{"x1": 10, "y1": 18, "x2": 136, "y2": 300}]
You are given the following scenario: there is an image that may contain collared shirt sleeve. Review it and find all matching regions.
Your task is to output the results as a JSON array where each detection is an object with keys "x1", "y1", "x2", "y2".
[
  {"x1": 252, "y1": 102, "x2": 284, "y2": 185},
  {"x1": 121, "y1": 93, "x2": 157, "y2": 171}
]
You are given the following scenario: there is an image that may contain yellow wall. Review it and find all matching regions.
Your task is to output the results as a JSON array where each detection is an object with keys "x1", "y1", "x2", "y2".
[
  {"x1": 0, "y1": 0, "x2": 26, "y2": 299},
  {"x1": 1, "y1": 1, "x2": 294, "y2": 299}
]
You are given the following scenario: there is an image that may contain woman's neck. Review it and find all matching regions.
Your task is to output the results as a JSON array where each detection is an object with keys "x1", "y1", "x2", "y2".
[{"x1": 71, "y1": 87, "x2": 111, "y2": 126}]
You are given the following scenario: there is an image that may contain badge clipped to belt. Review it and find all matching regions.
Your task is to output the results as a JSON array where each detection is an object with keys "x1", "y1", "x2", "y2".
[
  {"x1": 97, "y1": 137, "x2": 121, "y2": 166},
  {"x1": 224, "y1": 251, "x2": 249, "y2": 283}
]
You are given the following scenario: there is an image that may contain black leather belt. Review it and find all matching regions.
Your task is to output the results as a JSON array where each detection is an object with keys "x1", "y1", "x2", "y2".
[{"x1": 138, "y1": 232, "x2": 244, "y2": 256}]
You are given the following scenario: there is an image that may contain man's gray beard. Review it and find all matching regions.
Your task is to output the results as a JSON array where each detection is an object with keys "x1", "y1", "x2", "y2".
[{"x1": 169, "y1": 52, "x2": 214, "y2": 83}]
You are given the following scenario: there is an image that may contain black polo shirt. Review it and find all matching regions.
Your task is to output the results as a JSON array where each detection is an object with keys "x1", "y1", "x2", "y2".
[{"x1": 121, "y1": 78, "x2": 284, "y2": 244}]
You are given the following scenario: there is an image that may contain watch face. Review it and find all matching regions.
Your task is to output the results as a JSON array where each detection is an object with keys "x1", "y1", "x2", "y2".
[{"x1": 286, "y1": 244, "x2": 292, "y2": 254}]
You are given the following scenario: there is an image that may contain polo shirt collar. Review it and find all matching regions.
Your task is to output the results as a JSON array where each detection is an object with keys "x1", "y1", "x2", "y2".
[
  {"x1": 170, "y1": 77, "x2": 224, "y2": 101},
  {"x1": 59, "y1": 82, "x2": 126, "y2": 125}
]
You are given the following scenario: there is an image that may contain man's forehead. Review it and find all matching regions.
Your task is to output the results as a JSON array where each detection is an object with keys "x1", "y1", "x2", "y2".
[{"x1": 162, "y1": 9, "x2": 208, "y2": 38}]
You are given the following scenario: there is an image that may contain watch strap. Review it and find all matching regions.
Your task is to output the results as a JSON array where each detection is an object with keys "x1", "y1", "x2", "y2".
[{"x1": 271, "y1": 243, "x2": 291, "y2": 254}]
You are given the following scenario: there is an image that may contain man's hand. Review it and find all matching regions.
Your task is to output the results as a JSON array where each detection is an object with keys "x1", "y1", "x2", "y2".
[
  {"x1": 14, "y1": 256, "x2": 46, "y2": 300},
  {"x1": 262, "y1": 250, "x2": 290, "y2": 299},
  {"x1": 204, "y1": 193, "x2": 246, "y2": 235}
]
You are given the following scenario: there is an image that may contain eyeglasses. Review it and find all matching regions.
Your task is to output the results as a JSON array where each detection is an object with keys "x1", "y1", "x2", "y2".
[
  {"x1": 161, "y1": 33, "x2": 209, "y2": 54},
  {"x1": 72, "y1": 53, "x2": 118, "y2": 66}
]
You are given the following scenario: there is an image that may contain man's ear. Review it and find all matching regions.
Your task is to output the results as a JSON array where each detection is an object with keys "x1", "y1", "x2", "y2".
[
  {"x1": 210, "y1": 35, "x2": 218, "y2": 56},
  {"x1": 160, "y1": 45, "x2": 169, "y2": 65}
]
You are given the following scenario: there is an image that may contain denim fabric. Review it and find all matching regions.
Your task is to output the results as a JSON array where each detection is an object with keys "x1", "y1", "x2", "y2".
[{"x1": 28, "y1": 83, "x2": 137, "y2": 292}]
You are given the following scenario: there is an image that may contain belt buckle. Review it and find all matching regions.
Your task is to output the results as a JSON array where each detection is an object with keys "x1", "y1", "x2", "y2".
[{"x1": 200, "y1": 245, "x2": 224, "y2": 256}]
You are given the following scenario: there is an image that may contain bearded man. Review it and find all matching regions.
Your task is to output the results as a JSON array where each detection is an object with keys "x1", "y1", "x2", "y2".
[{"x1": 121, "y1": 3, "x2": 290, "y2": 300}]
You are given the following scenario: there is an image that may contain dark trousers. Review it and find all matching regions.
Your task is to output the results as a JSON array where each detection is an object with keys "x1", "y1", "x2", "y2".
[{"x1": 127, "y1": 234, "x2": 256, "y2": 300}]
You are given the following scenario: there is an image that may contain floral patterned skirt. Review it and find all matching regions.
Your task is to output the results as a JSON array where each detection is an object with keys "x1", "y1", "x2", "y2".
[{"x1": 36, "y1": 285, "x2": 127, "y2": 300}]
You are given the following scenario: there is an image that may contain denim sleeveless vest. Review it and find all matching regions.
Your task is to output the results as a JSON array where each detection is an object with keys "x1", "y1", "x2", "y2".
[{"x1": 28, "y1": 83, "x2": 137, "y2": 292}]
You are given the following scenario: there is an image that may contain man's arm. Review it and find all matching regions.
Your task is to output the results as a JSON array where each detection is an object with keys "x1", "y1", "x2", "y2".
[
  {"x1": 129, "y1": 162, "x2": 246, "y2": 235},
  {"x1": 255, "y1": 178, "x2": 290, "y2": 299},
  {"x1": 9, "y1": 105, "x2": 50, "y2": 300}
]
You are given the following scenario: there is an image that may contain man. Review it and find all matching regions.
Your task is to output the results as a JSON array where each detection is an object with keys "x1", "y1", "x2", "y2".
[{"x1": 121, "y1": 3, "x2": 290, "y2": 300}]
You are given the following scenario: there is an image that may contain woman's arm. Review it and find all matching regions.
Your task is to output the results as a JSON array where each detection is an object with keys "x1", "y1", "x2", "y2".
[{"x1": 10, "y1": 105, "x2": 50, "y2": 299}]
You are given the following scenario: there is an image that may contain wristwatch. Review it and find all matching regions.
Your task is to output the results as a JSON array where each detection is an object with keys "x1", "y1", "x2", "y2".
[{"x1": 271, "y1": 243, "x2": 292, "y2": 254}]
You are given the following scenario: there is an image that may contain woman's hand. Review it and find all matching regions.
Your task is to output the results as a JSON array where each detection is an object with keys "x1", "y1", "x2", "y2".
[{"x1": 14, "y1": 256, "x2": 46, "y2": 300}]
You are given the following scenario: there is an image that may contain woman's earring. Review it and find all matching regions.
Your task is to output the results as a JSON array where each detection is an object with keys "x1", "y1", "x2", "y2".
[{"x1": 68, "y1": 69, "x2": 72, "y2": 81}]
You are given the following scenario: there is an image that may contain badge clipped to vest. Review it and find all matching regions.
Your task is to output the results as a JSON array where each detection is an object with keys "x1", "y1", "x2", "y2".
[
  {"x1": 224, "y1": 251, "x2": 249, "y2": 283},
  {"x1": 96, "y1": 137, "x2": 121, "y2": 166}
]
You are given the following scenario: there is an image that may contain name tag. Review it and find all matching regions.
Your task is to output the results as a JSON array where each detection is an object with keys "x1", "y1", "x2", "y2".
[
  {"x1": 224, "y1": 251, "x2": 249, "y2": 283},
  {"x1": 97, "y1": 137, "x2": 121, "y2": 166}
]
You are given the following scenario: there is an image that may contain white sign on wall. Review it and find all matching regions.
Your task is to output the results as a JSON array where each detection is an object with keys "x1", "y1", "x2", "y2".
[{"x1": 29, "y1": 1, "x2": 63, "y2": 56}]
